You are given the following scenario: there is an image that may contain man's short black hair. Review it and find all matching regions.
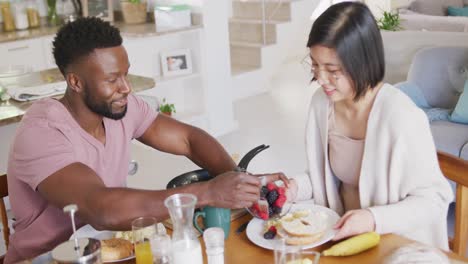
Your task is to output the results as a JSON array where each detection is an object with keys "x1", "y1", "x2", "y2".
[
  {"x1": 53, "y1": 17, "x2": 123, "y2": 75},
  {"x1": 307, "y1": 2, "x2": 385, "y2": 101}
]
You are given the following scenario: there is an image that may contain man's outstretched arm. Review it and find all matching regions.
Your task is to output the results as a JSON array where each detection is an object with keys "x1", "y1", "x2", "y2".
[{"x1": 38, "y1": 163, "x2": 260, "y2": 231}]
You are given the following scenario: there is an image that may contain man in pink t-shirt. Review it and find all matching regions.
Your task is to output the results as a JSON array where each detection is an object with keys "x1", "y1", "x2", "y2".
[{"x1": 6, "y1": 18, "x2": 287, "y2": 263}]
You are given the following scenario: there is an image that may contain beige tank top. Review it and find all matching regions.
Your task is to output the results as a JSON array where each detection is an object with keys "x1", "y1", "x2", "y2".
[{"x1": 328, "y1": 104, "x2": 364, "y2": 211}]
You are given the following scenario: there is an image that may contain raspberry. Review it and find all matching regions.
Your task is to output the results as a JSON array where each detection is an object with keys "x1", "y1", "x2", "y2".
[
  {"x1": 274, "y1": 195, "x2": 286, "y2": 208},
  {"x1": 266, "y1": 182, "x2": 276, "y2": 191},
  {"x1": 260, "y1": 186, "x2": 269, "y2": 198},
  {"x1": 259, "y1": 212, "x2": 269, "y2": 220},
  {"x1": 266, "y1": 190, "x2": 279, "y2": 205},
  {"x1": 268, "y1": 226, "x2": 277, "y2": 233},
  {"x1": 252, "y1": 203, "x2": 260, "y2": 212},
  {"x1": 277, "y1": 187, "x2": 286, "y2": 196}
]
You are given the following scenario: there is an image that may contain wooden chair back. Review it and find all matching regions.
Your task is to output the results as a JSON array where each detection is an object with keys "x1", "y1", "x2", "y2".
[{"x1": 437, "y1": 151, "x2": 468, "y2": 257}]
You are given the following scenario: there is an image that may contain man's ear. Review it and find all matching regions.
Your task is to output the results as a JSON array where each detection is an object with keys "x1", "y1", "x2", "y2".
[{"x1": 65, "y1": 72, "x2": 84, "y2": 93}]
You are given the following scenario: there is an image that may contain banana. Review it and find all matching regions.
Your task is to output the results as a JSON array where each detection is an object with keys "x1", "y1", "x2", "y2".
[{"x1": 322, "y1": 232, "x2": 380, "y2": 256}]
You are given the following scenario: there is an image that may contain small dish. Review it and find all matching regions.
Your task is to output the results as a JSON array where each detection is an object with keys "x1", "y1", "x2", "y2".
[
  {"x1": 74, "y1": 225, "x2": 135, "y2": 263},
  {"x1": 246, "y1": 181, "x2": 292, "y2": 220}
]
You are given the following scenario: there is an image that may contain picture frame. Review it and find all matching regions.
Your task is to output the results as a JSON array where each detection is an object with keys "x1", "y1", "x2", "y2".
[
  {"x1": 160, "y1": 49, "x2": 193, "y2": 77},
  {"x1": 81, "y1": 0, "x2": 114, "y2": 22}
]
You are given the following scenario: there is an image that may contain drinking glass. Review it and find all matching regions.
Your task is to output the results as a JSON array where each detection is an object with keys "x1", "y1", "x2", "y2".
[
  {"x1": 132, "y1": 217, "x2": 157, "y2": 264},
  {"x1": 274, "y1": 239, "x2": 320, "y2": 264},
  {"x1": 274, "y1": 239, "x2": 300, "y2": 264}
]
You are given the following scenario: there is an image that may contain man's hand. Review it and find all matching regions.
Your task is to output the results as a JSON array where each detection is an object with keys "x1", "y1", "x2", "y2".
[
  {"x1": 206, "y1": 171, "x2": 261, "y2": 209},
  {"x1": 332, "y1": 209, "x2": 376, "y2": 241}
]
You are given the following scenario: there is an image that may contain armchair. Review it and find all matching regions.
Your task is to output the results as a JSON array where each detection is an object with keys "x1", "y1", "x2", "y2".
[{"x1": 395, "y1": 46, "x2": 468, "y2": 160}]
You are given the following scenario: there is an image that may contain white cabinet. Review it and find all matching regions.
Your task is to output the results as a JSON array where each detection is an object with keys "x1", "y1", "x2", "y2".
[
  {"x1": 0, "y1": 39, "x2": 46, "y2": 71},
  {"x1": 41, "y1": 36, "x2": 56, "y2": 70}
]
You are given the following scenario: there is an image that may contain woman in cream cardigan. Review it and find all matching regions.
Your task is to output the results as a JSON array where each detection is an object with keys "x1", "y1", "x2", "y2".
[{"x1": 288, "y1": 2, "x2": 453, "y2": 249}]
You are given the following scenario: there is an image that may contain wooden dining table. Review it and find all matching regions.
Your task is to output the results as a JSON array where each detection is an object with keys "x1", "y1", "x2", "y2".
[
  {"x1": 22, "y1": 214, "x2": 468, "y2": 264},
  {"x1": 110, "y1": 214, "x2": 468, "y2": 264}
]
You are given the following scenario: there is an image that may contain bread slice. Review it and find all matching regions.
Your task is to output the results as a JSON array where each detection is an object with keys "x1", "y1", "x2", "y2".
[
  {"x1": 281, "y1": 219, "x2": 325, "y2": 237},
  {"x1": 101, "y1": 238, "x2": 133, "y2": 261},
  {"x1": 285, "y1": 232, "x2": 324, "y2": 246},
  {"x1": 276, "y1": 225, "x2": 324, "y2": 246}
]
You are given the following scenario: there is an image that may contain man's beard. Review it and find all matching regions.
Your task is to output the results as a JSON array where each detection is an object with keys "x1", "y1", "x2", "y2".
[{"x1": 84, "y1": 90, "x2": 127, "y2": 120}]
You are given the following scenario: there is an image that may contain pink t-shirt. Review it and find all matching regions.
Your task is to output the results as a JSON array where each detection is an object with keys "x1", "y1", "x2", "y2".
[{"x1": 5, "y1": 94, "x2": 157, "y2": 263}]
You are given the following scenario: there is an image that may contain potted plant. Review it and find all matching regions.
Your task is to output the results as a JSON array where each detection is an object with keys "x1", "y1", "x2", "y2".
[
  {"x1": 121, "y1": 0, "x2": 147, "y2": 24},
  {"x1": 378, "y1": 10, "x2": 402, "y2": 31},
  {"x1": 159, "y1": 98, "x2": 176, "y2": 116}
]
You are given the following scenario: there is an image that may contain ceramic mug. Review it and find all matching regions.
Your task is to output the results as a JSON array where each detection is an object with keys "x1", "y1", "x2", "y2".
[{"x1": 194, "y1": 206, "x2": 231, "y2": 239}]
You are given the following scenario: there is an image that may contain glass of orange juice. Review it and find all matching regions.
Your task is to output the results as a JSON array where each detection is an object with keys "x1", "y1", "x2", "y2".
[{"x1": 132, "y1": 217, "x2": 156, "y2": 264}]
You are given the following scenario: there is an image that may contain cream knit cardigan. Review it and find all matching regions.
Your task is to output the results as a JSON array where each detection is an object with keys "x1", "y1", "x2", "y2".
[{"x1": 293, "y1": 84, "x2": 454, "y2": 250}]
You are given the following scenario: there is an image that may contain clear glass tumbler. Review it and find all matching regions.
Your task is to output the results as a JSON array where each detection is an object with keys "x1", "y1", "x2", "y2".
[
  {"x1": 274, "y1": 238, "x2": 320, "y2": 264},
  {"x1": 132, "y1": 217, "x2": 157, "y2": 264}
]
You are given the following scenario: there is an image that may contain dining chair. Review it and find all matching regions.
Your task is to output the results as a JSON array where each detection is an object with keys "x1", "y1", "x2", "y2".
[
  {"x1": 0, "y1": 174, "x2": 9, "y2": 264},
  {"x1": 437, "y1": 151, "x2": 468, "y2": 257}
]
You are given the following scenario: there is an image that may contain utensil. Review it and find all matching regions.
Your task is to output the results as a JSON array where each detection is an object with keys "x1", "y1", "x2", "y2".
[
  {"x1": 235, "y1": 222, "x2": 249, "y2": 235},
  {"x1": 52, "y1": 204, "x2": 102, "y2": 264},
  {"x1": 166, "y1": 144, "x2": 270, "y2": 189}
]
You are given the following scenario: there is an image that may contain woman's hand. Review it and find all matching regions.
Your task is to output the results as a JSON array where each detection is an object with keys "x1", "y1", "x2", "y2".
[
  {"x1": 286, "y1": 178, "x2": 298, "y2": 202},
  {"x1": 332, "y1": 209, "x2": 375, "y2": 241},
  {"x1": 253, "y1": 172, "x2": 290, "y2": 188}
]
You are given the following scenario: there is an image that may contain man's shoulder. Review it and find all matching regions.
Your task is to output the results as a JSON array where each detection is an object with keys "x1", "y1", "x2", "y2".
[{"x1": 22, "y1": 98, "x2": 70, "y2": 125}]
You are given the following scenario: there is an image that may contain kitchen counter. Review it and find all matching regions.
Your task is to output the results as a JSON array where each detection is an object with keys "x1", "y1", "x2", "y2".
[
  {"x1": 0, "y1": 68, "x2": 155, "y2": 126},
  {"x1": 0, "y1": 21, "x2": 202, "y2": 44}
]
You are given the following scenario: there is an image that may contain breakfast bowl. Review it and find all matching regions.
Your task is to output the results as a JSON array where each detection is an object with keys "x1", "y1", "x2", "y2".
[{"x1": 246, "y1": 181, "x2": 292, "y2": 220}]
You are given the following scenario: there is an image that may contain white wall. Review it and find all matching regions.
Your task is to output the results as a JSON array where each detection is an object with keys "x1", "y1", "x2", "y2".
[
  {"x1": 392, "y1": 0, "x2": 412, "y2": 9},
  {"x1": 311, "y1": 0, "x2": 397, "y2": 20},
  {"x1": 365, "y1": 0, "x2": 391, "y2": 18},
  {"x1": 199, "y1": 0, "x2": 238, "y2": 136}
]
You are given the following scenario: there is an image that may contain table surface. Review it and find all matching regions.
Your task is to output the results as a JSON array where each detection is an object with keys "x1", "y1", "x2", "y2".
[{"x1": 93, "y1": 214, "x2": 467, "y2": 264}]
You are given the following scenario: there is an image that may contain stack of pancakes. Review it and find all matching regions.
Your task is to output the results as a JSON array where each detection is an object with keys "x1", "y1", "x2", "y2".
[{"x1": 270, "y1": 210, "x2": 329, "y2": 245}]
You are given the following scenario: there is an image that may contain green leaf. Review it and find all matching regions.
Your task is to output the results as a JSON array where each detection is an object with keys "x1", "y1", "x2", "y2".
[
  {"x1": 378, "y1": 11, "x2": 402, "y2": 31},
  {"x1": 159, "y1": 98, "x2": 176, "y2": 113}
]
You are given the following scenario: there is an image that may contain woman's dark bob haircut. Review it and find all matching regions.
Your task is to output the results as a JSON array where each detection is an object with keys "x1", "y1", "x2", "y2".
[{"x1": 307, "y1": 2, "x2": 385, "y2": 101}]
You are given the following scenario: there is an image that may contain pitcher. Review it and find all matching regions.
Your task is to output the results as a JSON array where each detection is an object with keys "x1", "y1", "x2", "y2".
[{"x1": 164, "y1": 194, "x2": 203, "y2": 264}]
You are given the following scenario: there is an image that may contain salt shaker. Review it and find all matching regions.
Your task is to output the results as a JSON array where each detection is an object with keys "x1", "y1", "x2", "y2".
[{"x1": 203, "y1": 227, "x2": 225, "y2": 264}]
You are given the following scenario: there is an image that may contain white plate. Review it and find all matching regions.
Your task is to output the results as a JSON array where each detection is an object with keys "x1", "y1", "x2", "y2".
[
  {"x1": 246, "y1": 204, "x2": 340, "y2": 250},
  {"x1": 74, "y1": 225, "x2": 135, "y2": 263}
]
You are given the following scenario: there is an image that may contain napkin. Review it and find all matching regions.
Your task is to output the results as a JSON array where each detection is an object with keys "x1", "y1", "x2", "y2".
[{"x1": 8, "y1": 81, "x2": 67, "y2": 102}]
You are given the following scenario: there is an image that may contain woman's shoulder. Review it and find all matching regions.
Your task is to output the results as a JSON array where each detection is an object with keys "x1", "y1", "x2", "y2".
[{"x1": 374, "y1": 83, "x2": 428, "y2": 128}]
